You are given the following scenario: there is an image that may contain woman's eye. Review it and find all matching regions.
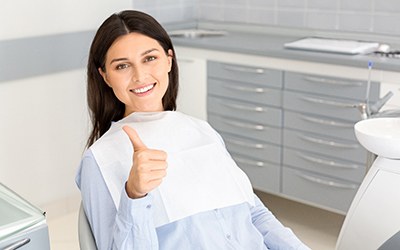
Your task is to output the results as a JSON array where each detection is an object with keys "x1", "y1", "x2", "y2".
[
  {"x1": 116, "y1": 64, "x2": 129, "y2": 70},
  {"x1": 144, "y1": 56, "x2": 156, "y2": 62}
]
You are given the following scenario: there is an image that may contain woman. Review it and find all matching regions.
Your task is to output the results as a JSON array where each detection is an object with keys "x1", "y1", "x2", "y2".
[{"x1": 76, "y1": 10, "x2": 310, "y2": 250}]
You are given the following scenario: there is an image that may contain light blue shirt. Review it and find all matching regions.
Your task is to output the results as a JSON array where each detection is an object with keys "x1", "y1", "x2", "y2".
[{"x1": 76, "y1": 150, "x2": 310, "y2": 250}]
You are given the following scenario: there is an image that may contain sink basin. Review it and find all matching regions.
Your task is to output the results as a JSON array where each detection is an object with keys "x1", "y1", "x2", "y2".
[
  {"x1": 355, "y1": 118, "x2": 400, "y2": 159},
  {"x1": 169, "y1": 29, "x2": 227, "y2": 39}
]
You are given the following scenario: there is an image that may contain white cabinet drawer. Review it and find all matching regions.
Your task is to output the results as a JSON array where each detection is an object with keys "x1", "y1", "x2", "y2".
[
  {"x1": 208, "y1": 78, "x2": 282, "y2": 107},
  {"x1": 282, "y1": 167, "x2": 359, "y2": 213},
  {"x1": 220, "y1": 132, "x2": 281, "y2": 164},
  {"x1": 208, "y1": 61, "x2": 283, "y2": 88},
  {"x1": 283, "y1": 148, "x2": 365, "y2": 182},
  {"x1": 284, "y1": 110, "x2": 356, "y2": 141},
  {"x1": 208, "y1": 96, "x2": 282, "y2": 127},
  {"x1": 283, "y1": 129, "x2": 366, "y2": 163},
  {"x1": 283, "y1": 91, "x2": 363, "y2": 122},
  {"x1": 209, "y1": 114, "x2": 281, "y2": 145},
  {"x1": 285, "y1": 72, "x2": 380, "y2": 101},
  {"x1": 232, "y1": 153, "x2": 280, "y2": 194}
]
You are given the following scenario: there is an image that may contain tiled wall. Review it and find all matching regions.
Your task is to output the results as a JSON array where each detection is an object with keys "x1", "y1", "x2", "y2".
[
  {"x1": 133, "y1": 0, "x2": 400, "y2": 36},
  {"x1": 132, "y1": 0, "x2": 196, "y2": 23}
]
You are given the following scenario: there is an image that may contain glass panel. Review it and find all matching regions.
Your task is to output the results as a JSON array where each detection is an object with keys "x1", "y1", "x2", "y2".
[
  {"x1": 0, "y1": 183, "x2": 45, "y2": 241},
  {"x1": 0, "y1": 199, "x2": 30, "y2": 226}
]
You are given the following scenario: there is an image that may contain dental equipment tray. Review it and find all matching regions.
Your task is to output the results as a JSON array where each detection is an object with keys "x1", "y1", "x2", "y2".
[{"x1": 284, "y1": 37, "x2": 380, "y2": 55}]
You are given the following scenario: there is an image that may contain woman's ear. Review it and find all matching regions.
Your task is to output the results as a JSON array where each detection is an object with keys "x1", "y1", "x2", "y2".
[
  {"x1": 167, "y1": 49, "x2": 173, "y2": 73},
  {"x1": 98, "y1": 67, "x2": 111, "y2": 88}
]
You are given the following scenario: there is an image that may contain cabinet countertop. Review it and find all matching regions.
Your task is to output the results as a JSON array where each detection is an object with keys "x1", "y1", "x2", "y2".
[{"x1": 169, "y1": 24, "x2": 400, "y2": 73}]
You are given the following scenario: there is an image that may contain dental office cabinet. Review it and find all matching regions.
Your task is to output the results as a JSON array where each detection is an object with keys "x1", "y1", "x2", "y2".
[
  {"x1": 175, "y1": 45, "x2": 400, "y2": 215},
  {"x1": 0, "y1": 183, "x2": 50, "y2": 250},
  {"x1": 207, "y1": 61, "x2": 283, "y2": 194},
  {"x1": 282, "y1": 71, "x2": 379, "y2": 213}
]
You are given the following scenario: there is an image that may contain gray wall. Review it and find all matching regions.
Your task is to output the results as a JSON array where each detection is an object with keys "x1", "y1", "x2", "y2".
[
  {"x1": 134, "y1": 0, "x2": 400, "y2": 36},
  {"x1": 0, "y1": 0, "x2": 132, "y2": 212}
]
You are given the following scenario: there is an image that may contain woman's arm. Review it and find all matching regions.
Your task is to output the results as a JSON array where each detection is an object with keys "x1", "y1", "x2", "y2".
[
  {"x1": 251, "y1": 195, "x2": 310, "y2": 250},
  {"x1": 77, "y1": 150, "x2": 159, "y2": 249}
]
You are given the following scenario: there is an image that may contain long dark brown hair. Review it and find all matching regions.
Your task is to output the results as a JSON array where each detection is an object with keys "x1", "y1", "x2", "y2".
[{"x1": 86, "y1": 10, "x2": 179, "y2": 147}]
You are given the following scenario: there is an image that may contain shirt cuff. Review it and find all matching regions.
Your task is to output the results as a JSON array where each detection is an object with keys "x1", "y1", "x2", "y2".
[{"x1": 117, "y1": 183, "x2": 154, "y2": 225}]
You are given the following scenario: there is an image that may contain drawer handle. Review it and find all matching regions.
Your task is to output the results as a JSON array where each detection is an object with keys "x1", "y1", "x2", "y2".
[
  {"x1": 225, "y1": 138, "x2": 265, "y2": 149},
  {"x1": 223, "y1": 84, "x2": 266, "y2": 93},
  {"x1": 303, "y1": 76, "x2": 363, "y2": 87},
  {"x1": 220, "y1": 102, "x2": 264, "y2": 112},
  {"x1": 300, "y1": 96, "x2": 356, "y2": 108},
  {"x1": 297, "y1": 152, "x2": 360, "y2": 169},
  {"x1": 222, "y1": 119, "x2": 266, "y2": 131},
  {"x1": 3, "y1": 238, "x2": 31, "y2": 250},
  {"x1": 298, "y1": 134, "x2": 359, "y2": 149},
  {"x1": 301, "y1": 115, "x2": 353, "y2": 128},
  {"x1": 234, "y1": 156, "x2": 265, "y2": 167},
  {"x1": 296, "y1": 172, "x2": 357, "y2": 189},
  {"x1": 223, "y1": 65, "x2": 265, "y2": 74}
]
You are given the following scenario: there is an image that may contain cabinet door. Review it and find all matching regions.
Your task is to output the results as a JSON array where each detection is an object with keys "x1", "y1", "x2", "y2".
[{"x1": 176, "y1": 56, "x2": 207, "y2": 120}]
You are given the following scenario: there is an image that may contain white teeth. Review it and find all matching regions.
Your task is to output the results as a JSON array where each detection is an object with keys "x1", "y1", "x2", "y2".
[{"x1": 132, "y1": 84, "x2": 155, "y2": 94}]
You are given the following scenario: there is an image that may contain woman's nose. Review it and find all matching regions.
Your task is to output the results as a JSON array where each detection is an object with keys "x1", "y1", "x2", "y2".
[{"x1": 131, "y1": 65, "x2": 147, "y2": 84}]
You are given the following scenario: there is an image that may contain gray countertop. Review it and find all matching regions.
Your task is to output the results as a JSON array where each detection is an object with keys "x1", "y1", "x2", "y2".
[{"x1": 169, "y1": 23, "x2": 400, "y2": 72}]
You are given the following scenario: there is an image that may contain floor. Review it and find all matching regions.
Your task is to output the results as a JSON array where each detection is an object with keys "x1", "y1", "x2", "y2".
[
  {"x1": 254, "y1": 190, "x2": 345, "y2": 250},
  {"x1": 47, "y1": 191, "x2": 345, "y2": 250}
]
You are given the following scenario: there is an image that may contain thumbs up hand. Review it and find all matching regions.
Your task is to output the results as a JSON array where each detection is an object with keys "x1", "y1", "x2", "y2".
[{"x1": 122, "y1": 125, "x2": 168, "y2": 199}]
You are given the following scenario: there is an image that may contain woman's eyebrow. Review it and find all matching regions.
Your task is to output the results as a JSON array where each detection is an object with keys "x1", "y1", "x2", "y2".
[
  {"x1": 109, "y1": 48, "x2": 159, "y2": 65},
  {"x1": 110, "y1": 58, "x2": 128, "y2": 64},
  {"x1": 141, "y1": 48, "x2": 159, "y2": 56}
]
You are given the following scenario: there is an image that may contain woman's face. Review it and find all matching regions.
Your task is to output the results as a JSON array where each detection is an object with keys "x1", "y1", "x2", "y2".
[{"x1": 99, "y1": 32, "x2": 173, "y2": 116}]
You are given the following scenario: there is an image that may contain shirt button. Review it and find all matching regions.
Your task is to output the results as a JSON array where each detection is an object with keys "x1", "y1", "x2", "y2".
[
  {"x1": 146, "y1": 204, "x2": 152, "y2": 209},
  {"x1": 226, "y1": 234, "x2": 231, "y2": 240}
]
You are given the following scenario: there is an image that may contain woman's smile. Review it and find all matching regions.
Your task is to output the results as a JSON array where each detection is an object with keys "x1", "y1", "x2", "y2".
[{"x1": 130, "y1": 83, "x2": 156, "y2": 96}]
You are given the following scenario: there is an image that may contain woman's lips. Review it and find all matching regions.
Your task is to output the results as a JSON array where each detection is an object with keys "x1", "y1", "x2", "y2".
[{"x1": 130, "y1": 83, "x2": 156, "y2": 95}]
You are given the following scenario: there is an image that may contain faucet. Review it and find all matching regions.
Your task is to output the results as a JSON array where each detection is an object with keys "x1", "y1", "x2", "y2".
[
  {"x1": 369, "y1": 91, "x2": 394, "y2": 115},
  {"x1": 355, "y1": 61, "x2": 395, "y2": 120},
  {"x1": 355, "y1": 91, "x2": 394, "y2": 120}
]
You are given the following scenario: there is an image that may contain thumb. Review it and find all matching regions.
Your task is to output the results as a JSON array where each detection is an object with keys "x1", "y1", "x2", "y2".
[{"x1": 122, "y1": 126, "x2": 147, "y2": 152}]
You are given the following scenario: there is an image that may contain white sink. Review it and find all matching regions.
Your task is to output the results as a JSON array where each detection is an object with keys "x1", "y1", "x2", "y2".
[{"x1": 355, "y1": 118, "x2": 400, "y2": 159}]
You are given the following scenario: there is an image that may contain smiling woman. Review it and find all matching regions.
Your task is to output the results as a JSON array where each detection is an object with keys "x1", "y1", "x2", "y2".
[
  {"x1": 98, "y1": 33, "x2": 173, "y2": 116},
  {"x1": 76, "y1": 10, "x2": 310, "y2": 250},
  {"x1": 86, "y1": 10, "x2": 179, "y2": 147}
]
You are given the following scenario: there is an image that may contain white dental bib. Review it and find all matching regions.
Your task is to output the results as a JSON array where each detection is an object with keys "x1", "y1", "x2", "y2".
[{"x1": 90, "y1": 111, "x2": 255, "y2": 228}]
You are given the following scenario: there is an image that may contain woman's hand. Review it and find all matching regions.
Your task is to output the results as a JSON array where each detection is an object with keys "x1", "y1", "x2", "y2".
[{"x1": 122, "y1": 126, "x2": 168, "y2": 199}]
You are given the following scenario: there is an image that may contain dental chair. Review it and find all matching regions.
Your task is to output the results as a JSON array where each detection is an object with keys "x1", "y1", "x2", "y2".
[{"x1": 78, "y1": 202, "x2": 97, "y2": 250}]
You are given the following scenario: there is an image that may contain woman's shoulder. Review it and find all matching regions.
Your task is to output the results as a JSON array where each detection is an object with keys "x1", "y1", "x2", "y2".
[
  {"x1": 79, "y1": 149, "x2": 100, "y2": 171},
  {"x1": 76, "y1": 148, "x2": 101, "y2": 189},
  {"x1": 81, "y1": 148, "x2": 96, "y2": 161}
]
